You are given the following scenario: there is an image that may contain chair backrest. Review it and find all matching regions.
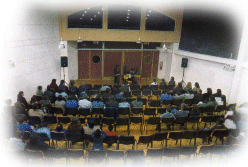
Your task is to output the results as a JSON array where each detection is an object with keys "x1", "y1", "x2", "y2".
[
  {"x1": 138, "y1": 135, "x2": 153, "y2": 144},
  {"x1": 153, "y1": 132, "x2": 168, "y2": 141},
  {"x1": 142, "y1": 90, "x2": 151, "y2": 96},
  {"x1": 88, "y1": 150, "x2": 106, "y2": 160},
  {"x1": 107, "y1": 150, "x2": 124, "y2": 159},
  {"x1": 141, "y1": 85, "x2": 150, "y2": 91},
  {"x1": 144, "y1": 108, "x2": 156, "y2": 115},
  {"x1": 146, "y1": 148, "x2": 163, "y2": 158},
  {"x1": 179, "y1": 146, "x2": 197, "y2": 155},
  {"x1": 65, "y1": 107, "x2": 78, "y2": 116},
  {"x1": 171, "y1": 98, "x2": 183, "y2": 106},
  {"x1": 130, "y1": 116, "x2": 142, "y2": 124},
  {"x1": 102, "y1": 117, "x2": 115, "y2": 125},
  {"x1": 132, "y1": 90, "x2": 141, "y2": 96},
  {"x1": 66, "y1": 149, "x2": 85, "y2": 159},
  {"x1": 175, "y1": 117, "x2": 188, "y2": 124},
  {"x1": 123, "y1": 92, "x2": 131, "y2": 98},
  {"x1": 118, "y1": 107, "x2": 130, "y2": 115},
  {"x1": 157, "y1": 108, "x2": 167, "y2": 114},
  {"x1": 67, "y1": 132, "x2": 83, "y2": 142},
  {"x1": 23, "y1": 131, "x2": 31, "y2": 140},
  {"x1": 187, "y1": 116, "x2": 200, "y2": 123},
  {"x1": 43, "y1": 149, "x2": 66, "y2": 159},
  {"x1": 104, "y1": 107, "x2": 119, "y2": 119},
  {"x1": 152, "y1": 90, "x2": 161, "y2": 96},
  {"x1": 169, "y1": 131, "x2": 183, "y2": 140},
  {"x1": 87, "y1": 117, "x2": 101, "y2": 125},
  {"x1": 78, "y1": 108, "x2": 91, "y2": 116},
  {"x1": 150, "y1": 85, "x2": 158, "y2": 90},
  {"x1": 103, "y1": 136, "x2": 118, "y2": 144},
  {"x1": 131, "y1": 107, "x2": 143, "y2": 115},
  {"x1": 201, "y1": 115, "x2": 213, "y2": 123},
  {"x1": 150, "y1": 100, "x2": 161, "y2": 107},
  {"x1": 28, "y1": 116, "x2": 41, "y2": 125},
  {"x1": 182, "y1": 130, "x2": 197, "y2": 139},
  {"x1": 38, "y1": 133, "x2": 50, "y2": 141},
  {"x1": 93, "y1": 85, "x2": 102, "y2": 90},
  {"x1": 89, "y1": 90, "x2": 99, "y2": 96},
  {"x1": 50, "y1": 106, "x2": 63, "y2": 115},
  {"x1": 44, "y1": 115, "x2": 57, "y2": 124},
  {"x1": 51, "y1": 132, "x2": 66, "y2": 141},
  {"x1": 183, "y1": 98, "x2": 193, "y2": 105},
  {"x1": 78, "y1": 117, "x2": 86, "y2": 124},
  {"x1": 161, "y1": 117, "x2": 174, "y2": 124},
  {"x1": 131, "y1": 85, "x2": 140, "y2": 91},
  {"x1": 116, "y1": 117, "x2": 130, "y2": 125},
  {"x1": 125, "y1": 150, "x2": 145, "y2": 160},
  {"x1": 118, "y1": 136, "x2": 135, "y2": 145},
  {"x1": 92, "y1": 107, "x2": 104, "y2": 115},
  {"x1": 163, "y1": 147, "x2": 180, "y2": 157},
  {"x1": 58, "y1": 116, "x2": 71, "y2": 124},
  {"x1": 147, "y1": 117, "x2": 160, "y2": 125}
]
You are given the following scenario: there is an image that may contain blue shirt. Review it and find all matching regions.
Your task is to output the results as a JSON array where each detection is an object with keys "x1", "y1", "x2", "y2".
[
  {"x1": 35, "y1": 127, "x2": 51, "y2": 139},
  {"x1": 160, "y1": 113, "x2": 176, "y2": 120},
  {"x1": 115, "y1": 93, "x2": 123, "y2": 99},
  {"x1": 54, "y1": 129, "x2": 67, "y2": 136},
  {"x1": 65, "y1": 100, "x2": 78, "y2": 108},
  {"x1": 160, "y1": 94, "x2": 172, "y2": 102},
  {"x1": 92, "y1": 101, "x2": 104, "y2": 108},
  {"x1": 17, "y1": 124, "x2": 35, "y2": 132},
  {"x1": 118, "y1": 102, "x2": 129, "y2": 108},
  {"x1": 91, "y1": 131, "x2": 106, "y2": 150}
]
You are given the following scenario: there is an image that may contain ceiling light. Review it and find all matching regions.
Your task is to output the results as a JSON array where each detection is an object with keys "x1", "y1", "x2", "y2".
[
  {"x1": 147, "y1": 14, "x2": 149, "y2": 16},
  {"x1": 126, "y1": 20, "x2": 129, "y2": 22},
  {"x1": 82, "y1": 14, "x2": 84, "y2": 16},
  {"x1": 98, "y1": 12, "x2": 100, "y2": 14},
  {"x1": 94, "y1": 15, "x2": 96, "y2": 17},
  {"x1": 149, "y1": 10, "x2": 152, "y2": 12},
  {"x1": 127, "y1": 13, "x2": 130, "y2": 15},
  {"x1": 136, "y1": 38, "x2": 142, "y2": 44},
  {"x1": 162, "y1": 43, "x2": 167, "y2": 50},
  {"x1": 59, "y1": 40, "x2": 65, "y2": 49},
  {"x1": 90, "y1": 18, "x2": 93, "y2": 20},
  {"x1": 84, "y1": 11, "x2": 87, "y2": 13},
  {"x1": 128, "y1": 9, "x2": 130, "y2": 11},
  {"x1": 127, "y1": 16, "x2": 129, "y2": 18},
  {"x1": 80, "y1": 18, "x2": 82, "y2": 19},
  {"x1": 87, "y1": 8, "x2": 90, "y2": 9}
]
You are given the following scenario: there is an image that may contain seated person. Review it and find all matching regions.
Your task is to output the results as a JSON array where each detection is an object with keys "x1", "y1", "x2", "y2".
[
  {"x1": 118, "y1": 98, "x2": 129, "y2": 108},
  {"x1": 197, "y1": 96, "x2": 217, "y2": 108},
  {"x1": 100, "y1": 83, "x2": 111, "y2": 92},
  {"x1": 36, "y1": 86, "x2": 43, "y2": 96},
  {"x1": 8, "y1": 131, "x2": 25, "y2": 152},
  {"x1": 58, "y1": 80, "x2": 68, "y2": 92},
  {"x1": 55, "y1": 88, "x2": 68, "y2": 101},
  {"x1": 105, "y1": 96, "x2": 119, "y2": 109},
  {"x1": 160, "y1": 91, "x2": 172, "y2": 103},
  {"x1": 183, "y1": 82, "x2": 193, "y2": 93},
  {"x1": 40, "y1": 96, "x2": 51, "y2": 109},
  {"x1": 158, "y1": 108, "x2": 176, "y2": 130},
  {"x1": 79, "y1": 81, "x2": 90, "y2": 93},
  {"x1": 102, "y1": 88, "x2": 112, "y2": 99},
  {"x1": 180, "y1": 91, "x2": 194, "y2": 99},
  {"x1": 92, "y1": 95, "x2": 104, "y2": 108},
  {"x1": 120, "y1": 83, "x2": 130, "y2": 93},
  {"x1": 78, "y1": 94, "x2": 92, "y2": 111},
  {"x1": 91, "y1": 129, "x2": 106, "y2": 150},
  {"x1": 67, "y1": 117, "x2": 84, "y2": 144},
  {"x1": 35, "y1": 122, "x2": 51, "y2": 139},
  {"x1": 173, "y1": 82, "x2": 184, "y2": 95},
  {"x1": 79, "y1": 88, "x2": 89, "y2": 98},
  {"x1": 115, "y1": 91, "x2": 124, "y2": 100},
  {"x1": 159, "y1": 79, "x2": 167, "y2": 89},
  {"x1": 151, "y1": 79, "x2": 158, "y2": 85},
  {"x1": 28, "y1": 102, "x2": 46, "y2": 122},
  {"x1": 25, "y1": 133, "x2": 52, "y2": 151},
  {"x1": 68, "y1": 80, "x2": 78, "y2": 96},
  {"x1": 84, "y1": 119, "x2": 100, "y2": 135},
  {"x1": 43, "y1": 85, "x2": 55, "y2": 103},
  {"x1": 65, "y1": 95, "x2": 78, "y2": 108},
  {"x1": 131, "y1": 95, "x2": 143, "y2": 108},
  {"x1": 168, "y1": 76, "x2": 175, "y2": 87},
  {"x1": 54, "y1": 124, "x2": 67, "y2": 136},
  {"x1": 192, "y1": 82, "x2": 202, "y2": 94},
  {"x1": 55, "y1": 95, "x2": 66, "y2": 113},
  {"x1": 16, "y1": 115, "x2": 35, "y2": 133}
]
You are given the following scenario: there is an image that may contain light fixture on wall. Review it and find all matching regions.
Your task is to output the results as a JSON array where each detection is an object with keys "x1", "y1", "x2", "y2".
[
  {"x1": 59, "y1": 17, "x2": 65, "y2": 49},
  {"x1": 77, "y1": 29, "x2": 83, "y2": 43},
  {"x1": 156, "y1": 42, "x2": 167, "y2": 52}
]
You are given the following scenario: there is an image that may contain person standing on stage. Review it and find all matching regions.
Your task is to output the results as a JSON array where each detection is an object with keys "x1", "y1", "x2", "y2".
[{"x1": 114, "y1": 65, "x2": 120, "y2": 85}]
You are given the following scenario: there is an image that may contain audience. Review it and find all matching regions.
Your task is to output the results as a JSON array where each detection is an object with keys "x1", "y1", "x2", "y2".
[
  {"x1": 91, "y1": 129, "x2": 106, "y2": 150},
  {"x1": 192, "y1": 82, "x2": 202, "y2": 93},
  {"x1": 150, "y1": 79, "x2": 158, "y2": 85},
  {"x1": 92, "y1": 95, "x2": 104, "y2": 108},
  {"x1": 67, "y1": 116, "x2": 84, "y2": 144},
  {"x1": 28, "y1": 102, "x2": 46, "y2": 122},
  {"x1": 35, "y1": 122, "x2": 51, "y2": 139},
  {"x1": 100, "y1": 83, "x2": 111, "y2": 92},
  {"x1": 8, "y1": 131, "x2": 25, "y2": 152},
  {"x1": 55, "y1": 95, "x2": 66, "y2": 112},
  {"x1": 58, "y1": 80, "x2": 68, "y2": 92},
  {"x1": 54, "y1": 124, "x2": 67, "y2": 136},
  {"x1": 36, "y1": 86, "x2": 43, "y2": 96},
  {"x1": 49, "y1": 79, "x2": 59, "y2": 92},
  {"x1": 131, "y1": 95, "x2": 143, "y2": 108},
  {"x1": 78, "y1": 94, "x2": 92, "y2": 111},
  {"x1": 17, "y1": 91, "x2": 29, "y2": 110}
]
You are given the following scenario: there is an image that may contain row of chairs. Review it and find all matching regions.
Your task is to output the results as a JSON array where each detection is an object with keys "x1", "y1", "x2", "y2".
[
  {"x1": 22, "y1": 144, "x2": 240, "y2": 165},
  {"x1": 87, "y1": 84, "x2": 166, "y2": 91}
]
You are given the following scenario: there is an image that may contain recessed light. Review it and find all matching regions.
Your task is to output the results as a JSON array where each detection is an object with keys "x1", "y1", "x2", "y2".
[
  {"x1": 87, "y1": 8, "x2": 90, "y2": 9},
  {"x1": 84, "y1": 11, "x2": 87, "y2": 13},
  {"x1": 102, "y1": 8, "x2": 103, "y2": 10},
  {"x1": 98, "y1": 12, "x2": 100, "y2": 14},
  {"x1": 126, "y1": 20, "x2": 128, "y2": 21},
  {"x1": 128, "y1": 9, "x2": 130, "y2": 11},
  {"x1": 147, "y1": 14, "x2": 149, "y2": 16},
  {"x1": 127, "y1": 16, "x2": 129, "y2": 18},
  {"x1": 127, "y1": 13, "x2": 130, "y2": 15},
  {"x1": 82, "y1": 14, "x2": 84, "y2": 16},
  {"x1": 149, "y1": 10, "x2": 152, "y2": 12},
  {"x1": 91, "y1": 18, "x2": 93, "y2": 20},
  {"x1": 94, "y1": 15, "x2": 96, "y2": 17},
  {"x1": 80, "y1": 18, "x2": 82, "y2": 19}
]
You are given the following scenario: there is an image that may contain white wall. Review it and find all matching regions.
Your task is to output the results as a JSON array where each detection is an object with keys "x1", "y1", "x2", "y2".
[
  {"x1": 67, "y1": 41, "x2": 78, "y2": 81},
  {"x1": 2, "y1": 6, "x2": 61, "y2": 103}
]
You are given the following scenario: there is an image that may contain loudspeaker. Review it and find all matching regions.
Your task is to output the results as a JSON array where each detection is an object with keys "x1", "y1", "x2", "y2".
[
  {"x1": 61, "y1": 56, "x2": 68, "y2": 67},
  {"x1": 181, "y1": 58, "x2": 188, "y2": 68}
]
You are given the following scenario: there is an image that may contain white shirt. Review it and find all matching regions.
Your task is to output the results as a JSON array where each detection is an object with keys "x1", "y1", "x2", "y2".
[
  {"x1": 225, "y1": 111, "x2": 234, "y2": 119},
  {"x1": 151, "y1": 82, "x2": 158, "y2": 85},
  {"x1": 8, "y1": 137, "x2": 25, "y2": 152},
  {"x1": 224, "y1": 119, "x2": 236, "y2": 129},
  {"x1": 100, "y1": 86, "x2": 110, "y2": 91},
  {"x1": 78, "y1": 99, "x2": 92, "y2": 109}
]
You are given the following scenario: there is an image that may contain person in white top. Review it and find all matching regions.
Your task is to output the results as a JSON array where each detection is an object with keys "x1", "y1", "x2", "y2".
[
  {"x1": 78, "y1": 94, "x2": 92, "y2": 111},
  {"x1": 151, "y1": 79, "x2": 158, "y2": 85},
  {"x1": 100, "y1": 83, "x2": 111, "y2": 92}
]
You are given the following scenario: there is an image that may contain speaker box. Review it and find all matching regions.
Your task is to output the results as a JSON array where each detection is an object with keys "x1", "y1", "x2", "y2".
[
  {"x1": 181, "y1": 58, "x2": 188, "y2": 68},
  {"x1": 61, "y1": 56, "x2": 68, "y2": 67}
]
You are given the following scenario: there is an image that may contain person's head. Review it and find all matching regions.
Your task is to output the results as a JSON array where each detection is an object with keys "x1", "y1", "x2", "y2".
[
  {"x1": 153, "y1": 79, "x2": 156, "y2": 82},
  {"x1": 161, "y1": 79, "x2": 165, "y2": 82},
  {"x1": 207, "y1": 88, "x2": 212, "y2": 95},
  {"x1": 177, "y1": 82, "x2": 182, "y2": 88},
  {"x1": 137, "y1": 95, "x2": 141, "y2": 101},
  {"x1": 82, "y1": 94, "x2": 88, "y2": 99},
  {"x1": 216, "y1": 89, "x2": 222, "y2": 95},
  {"x1": 88, "y1": 119, "x2": 95, "y2": 129},
  {"x1": 29, "y1": 133, "x2": 41, "y2": 145},
  {"x1": 51, "y1": 79, "x2": 56, "y2": 84},
  {"x1": 18, "y1": 91, "x2": 24, "y2": 98},
  {"x1": 106, "y1": 88, "x2": 110, "y2": 94},
  {"x1": 32, "y1": 102, "x2": 38, "y2": 110},
  {"x1": 69, "y1": 116, "x2": 81, "y2": 132},
  {"x1": 186, "y1": 82, "x2": 192, "y2": 88},
  {"x1": 195, "y1": 82, "x2": 200, "y2": 88},
  {"x1": 108, "y1": 125, "x2": 114, "y2": 132},
  {"x1": 38, "y1": 86, "x2": 42, "y2": 91},
  {"x1": 104, "y1": 83, "x2": 108, "y2": 86},
  {"x1": 57, "y1": 95, "x2": 63, "y2": 101},
  {"x1": 81, "y1": 87, "x2": 86, "y2": 92},
  {"x1": 94, "y1": 129, "x2": 102, "y2": 139},
  {"x1": 30, "y1": 96, "x2": 36, "y2": 103},
  {"x1": 82, "y1": 81, "x2": 86, "y2": 86},
  {"x1": 170, "y1": 76, "x2": 174, "y2": 81},
  {"x1": 55, "y1": 124, "x2": 63, "y2": 132},
  {"x1": 60, "y1": 80, "x2": 65, "y2": 85},
  {"x1": 181, "y1": 103, "x2": 187, "y2": 110},
  {"x1": 95, "y1": 94, "x2": 101, "y2": 101},
  {"x1": 47, "y1": 85, "x2": 51, "y2": 91}
]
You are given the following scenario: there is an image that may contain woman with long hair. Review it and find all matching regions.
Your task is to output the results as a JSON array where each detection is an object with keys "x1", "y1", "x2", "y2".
[
  {"x1": 67, "y1": 116, "x2": 84, "y2": 144},
  {"x1": 17, "y1": 91, "x2": 29, "y2": 109}
]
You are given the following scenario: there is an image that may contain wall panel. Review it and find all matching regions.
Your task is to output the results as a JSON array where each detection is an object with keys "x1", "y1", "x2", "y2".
[
  {"x1": 104, "y1": 51, "x2": 122, "y2": 77},
  {"x1": 78, "y1": 50, "x2": 89, "y2": 79}
]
